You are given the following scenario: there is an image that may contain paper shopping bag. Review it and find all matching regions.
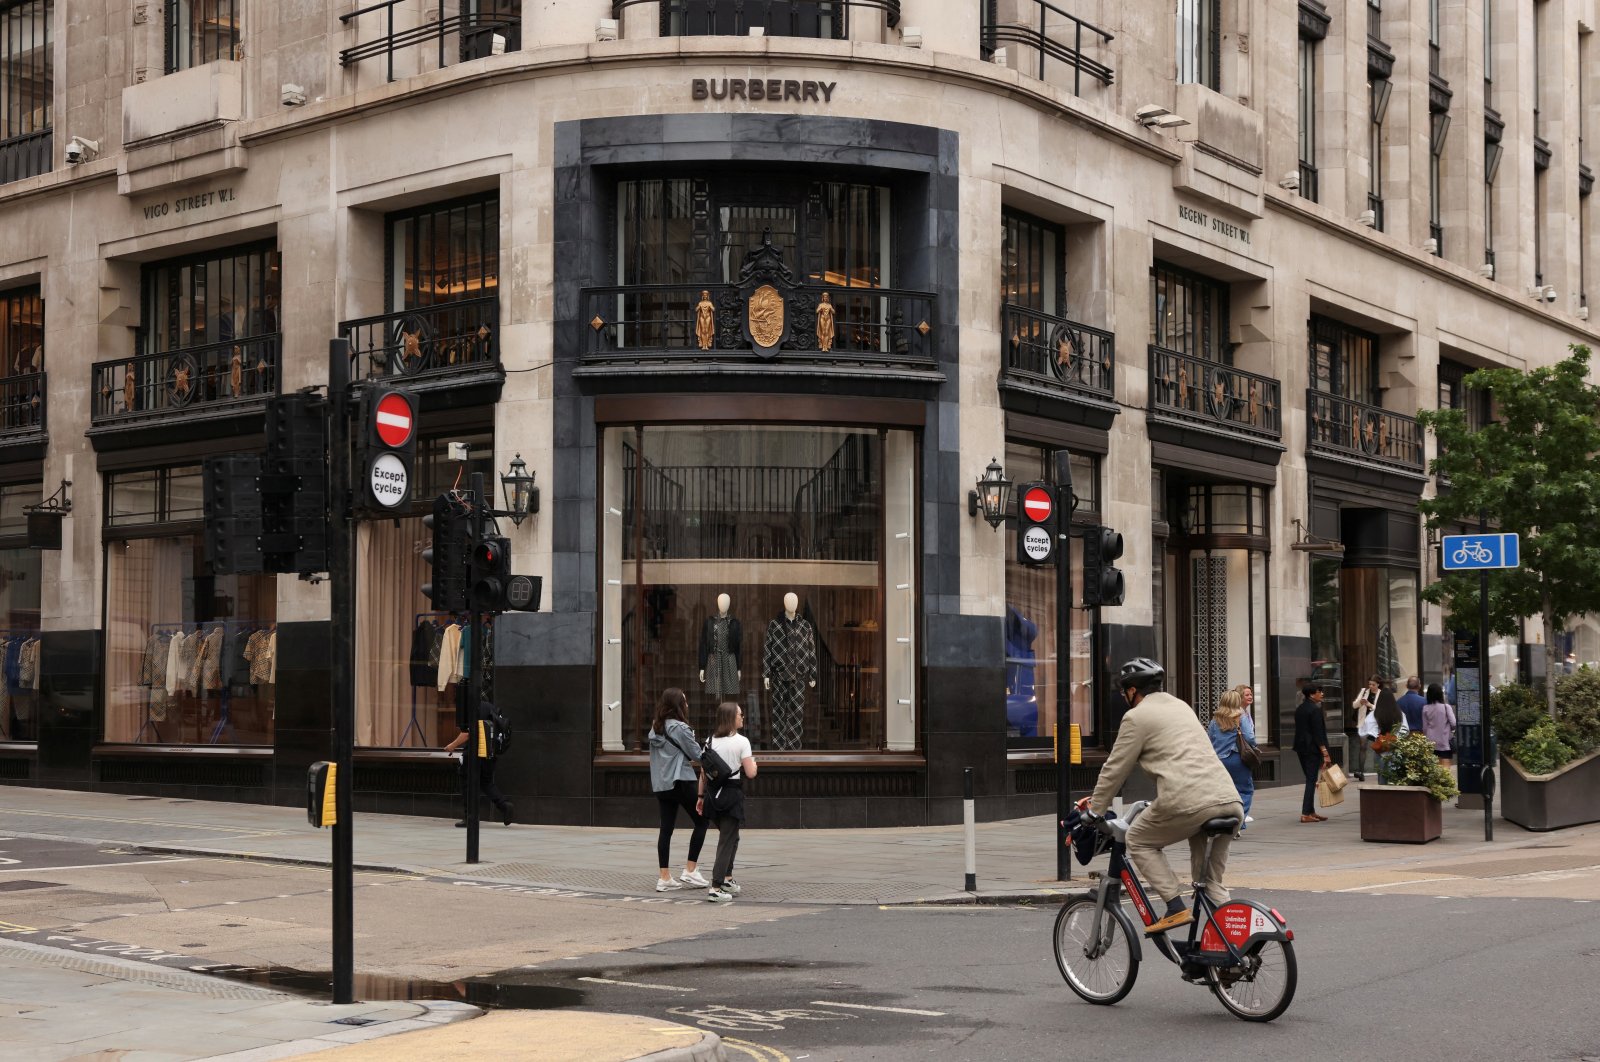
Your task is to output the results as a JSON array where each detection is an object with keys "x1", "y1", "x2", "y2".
[
  {"x1": 1324, "y1": 763, "x2": 1349, "y2": 792},
  {"x1": 1317, "y1": 769, "x2": 1346, "y2": 808}
]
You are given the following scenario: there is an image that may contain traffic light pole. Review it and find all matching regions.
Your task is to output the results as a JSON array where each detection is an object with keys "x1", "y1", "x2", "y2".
[
  {"x1": 465, "y1": 472, "x2": 484, "y2": 865},
  {"x1": 327, "y1": 339, "x2": 355, "y2": 1005},
  {"x1": 1054, "y1": 451, "x2": 1074, "y2": 882}
]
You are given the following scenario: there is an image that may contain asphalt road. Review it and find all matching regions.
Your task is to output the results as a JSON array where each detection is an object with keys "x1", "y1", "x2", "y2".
[{"x1": 3, "y1": 836, "x2": 1599, "y2": 1061}]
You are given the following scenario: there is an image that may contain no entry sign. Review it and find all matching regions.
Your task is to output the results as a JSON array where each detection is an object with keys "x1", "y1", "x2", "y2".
[
  {"x1": 362, "y1": 388, "x2": 417, "y2": 511},
  {"x1": 373, "y1": 392, "x2": 415, "y2": 448},
  {"x1": 1022, "y1": 486, "x2": 1054, "y2": 523}
]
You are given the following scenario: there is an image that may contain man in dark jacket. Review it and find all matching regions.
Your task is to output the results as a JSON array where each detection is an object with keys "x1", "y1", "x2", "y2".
[
  {"x1": 445, "y1": 698, "x2": 513, "y2": 827},
  {"x1": 1397, "y1": 677, "x2": 1426, "y2": 733},
  {"x1": 1293, "y1": 684, "x2": 1332, "y2": 823}
]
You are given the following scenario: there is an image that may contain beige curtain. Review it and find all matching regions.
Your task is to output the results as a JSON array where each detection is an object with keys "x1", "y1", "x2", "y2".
[
  {"x1": 356, "y1": 518, "x2": 433, "y2": 746},
  {"x1": 104, "y1": 537, "x2": 188, "y2": 742}
]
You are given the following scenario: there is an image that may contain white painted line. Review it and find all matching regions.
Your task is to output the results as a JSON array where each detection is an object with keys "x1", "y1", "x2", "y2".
[
  {"x1": 809, "y1": 1001, "x2": 946, "y2": 1017},
  {"x1": 577, "y1": 976, "x2": 696, "y2": 993},
  {"x1": 0, "y1": 858, "x2": 193, "y2": 874},
  {"x1": 1334, "y1": 876, "x2": 1457, "y2": 892}
]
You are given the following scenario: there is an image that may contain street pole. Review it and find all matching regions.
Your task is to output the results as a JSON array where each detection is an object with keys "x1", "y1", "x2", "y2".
[
  {"x1": 1479, "y1": 518, "x2": 1494, "y2": 841},
  {"x1": 1054, "y1": 451, "x2": 1074, "y2": 882},
  {"x1": 465, "y1": 472, "x2": 484, "y2": 865},
  {"x1": 327, "y1": 339, "x2": 355, "y2": 1005}
]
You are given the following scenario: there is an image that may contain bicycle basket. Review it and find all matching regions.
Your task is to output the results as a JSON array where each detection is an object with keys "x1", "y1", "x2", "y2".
[{"x1": 1065, "y1": 808, "x2": 1117, "y2": 865}]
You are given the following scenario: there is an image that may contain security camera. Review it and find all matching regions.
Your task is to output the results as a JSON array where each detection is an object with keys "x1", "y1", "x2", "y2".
[
  {"x1": 65, "y1": 136, "x2": 98, "y2": 163},
  {"x1": 1544, "y1": 285, "x2": 1558, "y2": 303}
]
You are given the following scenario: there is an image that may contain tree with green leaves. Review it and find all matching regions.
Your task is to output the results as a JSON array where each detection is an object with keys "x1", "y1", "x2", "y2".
[{"x1": 1418, "y1": 345, "x2": 1600, "y2": 718}]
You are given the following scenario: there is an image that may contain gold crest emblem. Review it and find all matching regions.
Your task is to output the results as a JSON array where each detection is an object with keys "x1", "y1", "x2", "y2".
[{"x1": 748, "y1": 285, "x2": 785, "y2": 349}]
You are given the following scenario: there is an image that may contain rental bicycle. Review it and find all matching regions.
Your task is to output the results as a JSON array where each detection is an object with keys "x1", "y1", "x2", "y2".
[{"x1": 1053, "y1": 801, "x2": 1297, "y2": 1022}]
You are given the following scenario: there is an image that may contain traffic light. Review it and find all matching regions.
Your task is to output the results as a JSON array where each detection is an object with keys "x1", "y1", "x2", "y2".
[
  {"x1": 203, "y1": 454, "x2": 264, "y2": 575},
  {"x1": 422, "y1": 494, "x2": 471, "y2": 611},
  {"x1": 470, "y1": 533, "x2": 512, "y2": 612},
  {"x1": 358, "y1": 388, "x2": 417, "y2": 512},
  {"x1": 1015, "y1": 481, "x2": 1059, "y2": 566},
  {"x1": 1082, "y1": 526, "x2": 1126, "y2": 608},
  {"x1": 260, "y1": 395, "x2": 328, "y2": 574}
]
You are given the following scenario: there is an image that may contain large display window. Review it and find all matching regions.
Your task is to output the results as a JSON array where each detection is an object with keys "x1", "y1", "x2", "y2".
[
  {"x1": 1003, "y1": 442, "x2": 1097, "y2": 749},
  {"x1": 601, "y1": 424, "x2": 916, "y2": 753},
  {"x1": 103, "y1": 466, "x2": 276, "y2": 746},
  {"x1": 0, "y1": 481, "x2": 41, "y2": 742}
]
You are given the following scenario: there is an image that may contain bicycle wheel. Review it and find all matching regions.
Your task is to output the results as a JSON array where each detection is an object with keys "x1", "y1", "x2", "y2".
[
  {"x1": 1053, "y1": 896, "x2": 1139, "y2": 1005},
  {"x1": 1207, "y1": 938, "x2": 1297, "y2": 1022}
]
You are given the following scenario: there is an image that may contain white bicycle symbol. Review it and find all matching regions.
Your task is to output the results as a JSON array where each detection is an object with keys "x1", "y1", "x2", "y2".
[
  {"x1": 666, "y1": 1005, "x2": 858, "y2": 1032},
  {"x1": 1451, "y1": 541, "x2": 1494, "y2": 565}
]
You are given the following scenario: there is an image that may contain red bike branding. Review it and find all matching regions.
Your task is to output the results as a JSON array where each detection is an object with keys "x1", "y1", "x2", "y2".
[
  {"x1": 1199, "y1": 902, "x2": 1275, "y2": 952},
  {"x1": 1120, "y1": 870, "x2": 1154, "y2": 925}
]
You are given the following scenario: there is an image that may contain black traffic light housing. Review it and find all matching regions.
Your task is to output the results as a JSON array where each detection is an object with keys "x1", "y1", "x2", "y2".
[
  {"x1": 1082, "y1": 526, "x2": 1126, "y2": 608},
  {"x1": 470, "y1": 533, "x2": 513, "y2": 612},
  {"x1": 1014, "y1": 481, "x2": 1059, "y2": 566},
  {"x1": 422, "y1": 495, "x2": 471, "y2": 611},
  {"x1": 203, "y1": 454, "x2": 263, "y2": 575}
]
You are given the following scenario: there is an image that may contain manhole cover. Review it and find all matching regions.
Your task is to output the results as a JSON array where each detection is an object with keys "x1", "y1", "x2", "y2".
[
  {"x1": 0, "y1": 880, "x2": 61, "y2": 893},
  {"x1": 332, "y1": 1016, "x2": 380, "y2": 1027}
]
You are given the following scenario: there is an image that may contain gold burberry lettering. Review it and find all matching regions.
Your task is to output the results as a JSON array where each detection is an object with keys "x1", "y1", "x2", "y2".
[{"x1": 692, "y1": 78, "x2": 836, "y2": 103}]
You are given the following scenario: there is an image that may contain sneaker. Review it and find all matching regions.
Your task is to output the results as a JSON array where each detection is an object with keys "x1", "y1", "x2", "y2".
[
  {"x1": 655, "y1": 878, "x2": 685, "y2": 892},
  {"x1": 722, "y1": 878, "x2": 742, "y2": 895},
  {"x1": 1244, "y1": 815, "x2": 1254, "y2": 823},
  {"x1": 679, "y1": 869, "x2": 710, "y2": 889},
  {"x1": 707, "y1": 888, "x2": 733, "y2": 903}
]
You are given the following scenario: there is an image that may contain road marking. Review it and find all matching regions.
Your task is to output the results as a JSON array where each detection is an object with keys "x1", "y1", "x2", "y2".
[
  {"x1": 577, "y1": 976, "x2": 696, "y2": 993},
  {"x1": 0, "y1": 809, "x2": 273, "y2": 835},
  {"x1": 0, "y1": 858, "x2": 192, "y2": 874},
  {"x1": 809, "y1": 1000, "x2": 946, "y2": 1016},
  {"x1": 0, "y1": 919, "x2": 37, "y2": 931},
  {"x1": 1335, "y1": 877, "x2": 1457, "y2": 892},
  {"x1": 723, "y1": 1039, "x2": 790, "y2": 1061}
]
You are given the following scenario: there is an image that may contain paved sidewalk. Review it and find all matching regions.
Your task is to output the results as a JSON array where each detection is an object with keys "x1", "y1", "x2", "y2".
[{"x1": 2, "y1": 782, "x2": 1597, "y2": 904}]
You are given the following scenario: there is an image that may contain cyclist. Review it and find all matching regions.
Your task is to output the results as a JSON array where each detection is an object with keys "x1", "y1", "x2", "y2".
[{"x1": 1081, "y1": 658, "x2": 1244, "y2": 935}]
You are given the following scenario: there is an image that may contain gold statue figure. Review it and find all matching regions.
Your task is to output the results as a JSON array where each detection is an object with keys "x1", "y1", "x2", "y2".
[
  {"x1": 695, "y1": 290, "x2": 716, "y2": 351},
  {"x1": 816, "y1": 291, "x2": 836, "y2": 352}
]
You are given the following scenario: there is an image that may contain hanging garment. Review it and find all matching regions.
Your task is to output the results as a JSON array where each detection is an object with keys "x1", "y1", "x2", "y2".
[
  {"x1": 268, "y1": 629, "x2": 277, "y2": 684},
  {"x1": 410, "y1": 621, "x2": 438, "y2": 687},
  {"x1": 436, "y1": 624, "x2": 463, "y2": 693},
  {"x1": 763, "y1": 615, "x2": 817, "y2": 752},
  {"x1": 19, "y1": 638, "x2": 40, "y2": 691},
  {"x1": 0, "y1": 639, "x2": 9, "y2": 726},
  {"x1": 197, "y1": 627, "x2": 225, "y2": 691},
  {"x1": 3, "y1": 636, "x2": 21, "y2": 690},
  {"x1": 243, "y1": 630, "x2": 266, "y2": 684},
  {"x1": 167, "y1": 631, "x2": 191, "y2": 696},
  {"x1": 700, "y1": 614, "x2": 742, "y2": 698}
]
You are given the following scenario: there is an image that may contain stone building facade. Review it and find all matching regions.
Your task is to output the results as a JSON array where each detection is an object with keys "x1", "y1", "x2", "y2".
[{"x1": 0, "y1": 0, "x2": 1594, "y2": 825}]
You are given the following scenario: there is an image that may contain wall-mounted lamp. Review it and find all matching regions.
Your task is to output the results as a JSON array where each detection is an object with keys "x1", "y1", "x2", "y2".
[
  {"x1": 967, "y1": 457, "x2": 1012, "y2": 531},
  {"x1": 1290, "y1": 517, "x2": 1344, "y2": 554},
  {"x1": 1136, "y1": 105, "x2": 1189, "y2": 130},
  {"x1": 24, "y1": 478, "x2": 72, "y2": 550},
  {"x1": 499, "y1": 452, "x2": 539, "y2": 527}
]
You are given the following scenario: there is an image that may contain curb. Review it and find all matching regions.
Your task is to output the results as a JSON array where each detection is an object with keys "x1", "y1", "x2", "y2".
[
  {"x1": 204, "y1": 1000, "x2": 485, "y2": 1061},
  {"x1": 887, "y1": 889, "x2": 1078, "y2": 906}
]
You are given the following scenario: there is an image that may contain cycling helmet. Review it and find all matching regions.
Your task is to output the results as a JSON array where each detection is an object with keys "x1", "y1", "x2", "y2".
[{"x1": 1118, "y1": 657, "x2": 1166, "y2": 696}]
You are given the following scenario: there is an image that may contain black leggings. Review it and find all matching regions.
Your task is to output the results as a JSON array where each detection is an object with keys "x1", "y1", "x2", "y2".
[{"x1": 656, "y1": 779, "x2": 708, "y2": 869}]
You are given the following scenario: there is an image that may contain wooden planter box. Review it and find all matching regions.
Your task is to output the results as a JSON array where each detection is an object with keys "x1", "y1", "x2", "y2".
[
  {"x1": 1500, "y1": 749, "x2": 1600, "y2": 831},
  {"x1": 1358, "y1": 784, "x2": 1443, "y2": 844}
]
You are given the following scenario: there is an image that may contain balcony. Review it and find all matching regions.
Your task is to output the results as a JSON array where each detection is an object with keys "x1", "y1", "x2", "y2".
[
  {"x1": 581, "y1": 282, "x2": 936, "y2": 378},
  {"x1": 91, "y1": 335, "x2": 279, "y2": 428},
  {"x1": 998, "y1": 303, "x2": 1114, "y2": 424},
  {"x1": 0, "y1": 372, "x2": 45, "y2": 440},
  {"x1": 339, "y1": 296, "x2": 501, "y2": 395},
  {"x1": 1148, "y1": 346, "x2": 1280, "y2": 445},
  {"x1": 618, "y1": 0, "x2": 899, "y2": 39},
  {"x1": 980, "y1": 0, "x2": 1115, "y2": 97},
  {"x1": 1306, "y1": 390, "x2": 1424, "y2": 474},
  {"x1": 0, "y1": 129, "x2": 51, "y2": 187},
  {"x1": 340, "y1": 0, "x2": 523, "y2": 83}
]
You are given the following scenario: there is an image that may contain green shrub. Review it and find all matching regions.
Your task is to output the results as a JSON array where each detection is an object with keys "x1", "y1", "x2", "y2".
[
  {"x1": 1377, "y1": 732, "x2": 1460, "y2": 802},
  {"x1": 1553, "y1": 668, "x2": 1600, "y2": 754},
  {"x1": 1508, "y1": 718, "x2": 1579, "y2": 776},
  {"x1": 1490, "y1": 683, "x2": 1547, "y2": 747}
]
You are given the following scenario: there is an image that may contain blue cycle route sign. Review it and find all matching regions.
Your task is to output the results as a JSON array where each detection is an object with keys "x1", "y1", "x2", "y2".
[{"x1": 1440, "y1": 533, "x2": 1521, "y2": 571}]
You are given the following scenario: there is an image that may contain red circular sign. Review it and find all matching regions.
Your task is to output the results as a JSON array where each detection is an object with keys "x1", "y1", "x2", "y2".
[
  {"x1": 374, "y1": 392, "x2": 414, "y2": 448},
  {"x1": 1022, "y1": 486, "x2": 1053, "y2": 523}
]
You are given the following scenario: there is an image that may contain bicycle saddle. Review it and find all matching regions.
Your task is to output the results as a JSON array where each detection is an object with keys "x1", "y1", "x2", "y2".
[{"x1": 1201, "y1": 816, "x2": 1241, "y2": 835}]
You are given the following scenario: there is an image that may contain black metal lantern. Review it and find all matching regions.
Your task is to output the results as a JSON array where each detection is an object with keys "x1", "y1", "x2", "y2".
[
  {"x1": 968, "y1": 457, "x2": 1012, "y2": 531},
  {"x1": 499, "y1": 453, "x2": 539, "y2": 527}
]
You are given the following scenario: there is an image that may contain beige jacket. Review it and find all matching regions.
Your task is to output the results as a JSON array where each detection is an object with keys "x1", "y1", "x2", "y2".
[{"x1": 1089, "y1": 691, "x2": 1241, "y2": 814}]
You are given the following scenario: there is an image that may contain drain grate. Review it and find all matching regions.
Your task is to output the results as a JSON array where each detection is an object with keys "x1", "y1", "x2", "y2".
[
  {"x1": 0, "y1": 880, "x2": 61, "y2": 892},
  {"x1": 332, "y1": 1016, "x2": 380, "y2": 1026}
]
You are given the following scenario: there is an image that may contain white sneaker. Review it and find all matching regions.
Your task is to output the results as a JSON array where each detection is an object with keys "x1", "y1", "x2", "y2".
[
  {"x1": 1244, "y1": 815, "x2": 1254, "y2": 823},
  {"x1": 679, "y1": 868, "x2": 710, "y2": 888},
  {"x1": 707, "y1": 888, "x2": 733, "y2": 903},
  {"x1": 722, "y1": 878, "x2": 742, "y2": 895},
  {"x1": 655, "y1": 878, "x2": 684, "y2": 892}
]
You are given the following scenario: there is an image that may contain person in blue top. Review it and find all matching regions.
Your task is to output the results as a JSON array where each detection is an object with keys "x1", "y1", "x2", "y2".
[
  {"x1": 1397, "y1": 676, "x2": 1426, "y2": 733},
  {"x1": 1207, "y1": 687, "x2": 1256, "y2": 828}
]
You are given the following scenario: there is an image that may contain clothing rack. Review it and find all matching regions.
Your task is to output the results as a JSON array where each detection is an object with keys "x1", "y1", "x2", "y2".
[
  {"x1": 145, "y1": 620, "x2": 270, "y2": 744},
  {"x1": 0, "y1": 628, "x2": 40, "y2": 742},
  {"x1": 405, "y1": 612, "x2": 463, "y2": 748}
]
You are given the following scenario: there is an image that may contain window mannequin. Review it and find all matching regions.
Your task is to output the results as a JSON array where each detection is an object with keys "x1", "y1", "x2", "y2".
[
  {"x1": 762, "y1": 591, "x2": 817, "y2": 750},
  {"x1": 699, "y1": 592, "x2": 742, "y2": 699}
]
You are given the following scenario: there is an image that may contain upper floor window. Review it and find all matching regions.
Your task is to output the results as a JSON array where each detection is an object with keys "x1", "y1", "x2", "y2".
[
  {"x1": 1150, "y1": 262, "x2": 1228, "y2": 361},
  {"x1": 142, "y1": 243, "x2": 280, "y2": 356},
  {"x1": 1439, "y1": 359, "x2": 1489, "y2": 431},
  {"x1": 1001, "y1": 211, "x2": 1063, "y2": 317},
  {"x1": 388, "y1": 194, "x2": 499, "y2": 312},
  {"x1": 1308, "y1": 314, "x2": 1377, "y2": 405},
  {"x1": 1429, "y1": 113, "x2": 1449, "y2": 256},
  {"x1": 0, "y1": 0, "x2": 51, "y2": 185},
  {"x1": 1298, "y1": 34, "x2": 1318, "y2": 202},
  {"x1": 0, "y1": 285, "x2": 42, "y2": 378},
  {"x1": 617, "y1": 176, "x2": 892, "y2": 289},
  {"x1": 659, "y1": 0, "x2": 844, "y2": 39},
  {"x1": 1369, "y1": 77, "x2": 1391, "y2": 230},
  {"x1": 165, "y1": 0, "x2": 239, "y2": 73},
  {"x1": 1176, "y1": 0, "x2": 1220, "y2": 90}
]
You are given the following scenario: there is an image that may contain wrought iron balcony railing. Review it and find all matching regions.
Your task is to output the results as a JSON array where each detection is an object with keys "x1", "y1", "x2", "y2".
[
  {"x1": 582, "y1": 283, "x2": 936, "y2": 368},
  {"x1": 0, "y1": 129, "x2": 51, "y2": 187},
  {"x1": 980, "y1": 0, "x2": 1115, "y2": 95},
  {"x1": 616, "y1": 0, "x2": 900, "y2": 38},
  {"x1": 1148, "y1": 346, "x2": 1281, "y2": 442},
  {"x1": 1306, "y1": 389, "x2": 1424, "y2": 473},
  {"x1": 1001, "y1": 303, "x2": 1113, "y2": 401},
  {"x1": 340, "y1": 0, "x2": 521, "y2": 83},
  {"x1": 339, "y1": 296, "x2": 499, "y2": 383},
  {"x1": 0, "y1": 371, "x2": 45, "y2": 438},
  {"x1": 92, "y1": 336, "x2": 280, "y2": 426}
]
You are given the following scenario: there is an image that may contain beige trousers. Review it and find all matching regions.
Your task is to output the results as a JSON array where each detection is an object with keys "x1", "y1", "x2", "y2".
[{"x1": 1125, "y1": 799, "x2": 1243, "y2": 906}]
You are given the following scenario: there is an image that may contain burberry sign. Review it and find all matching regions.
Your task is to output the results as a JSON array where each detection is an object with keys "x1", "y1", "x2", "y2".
[{"x1": 692, "y1": 78, "x2": 838, "y2": 103}]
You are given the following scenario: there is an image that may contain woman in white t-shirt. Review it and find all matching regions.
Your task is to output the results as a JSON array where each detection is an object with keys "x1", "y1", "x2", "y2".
[{"x1": 696, "y1": 701, "x2": 758, "y2": 903}]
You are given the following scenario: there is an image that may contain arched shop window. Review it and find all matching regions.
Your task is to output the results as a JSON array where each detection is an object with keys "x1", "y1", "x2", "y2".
[
  {"x1": 1002, "y1": 442, "x2": 1099, "y2": 749},
  {"x1": 1161, "y1": 481, "x2": 1271, "y2": 740}
]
